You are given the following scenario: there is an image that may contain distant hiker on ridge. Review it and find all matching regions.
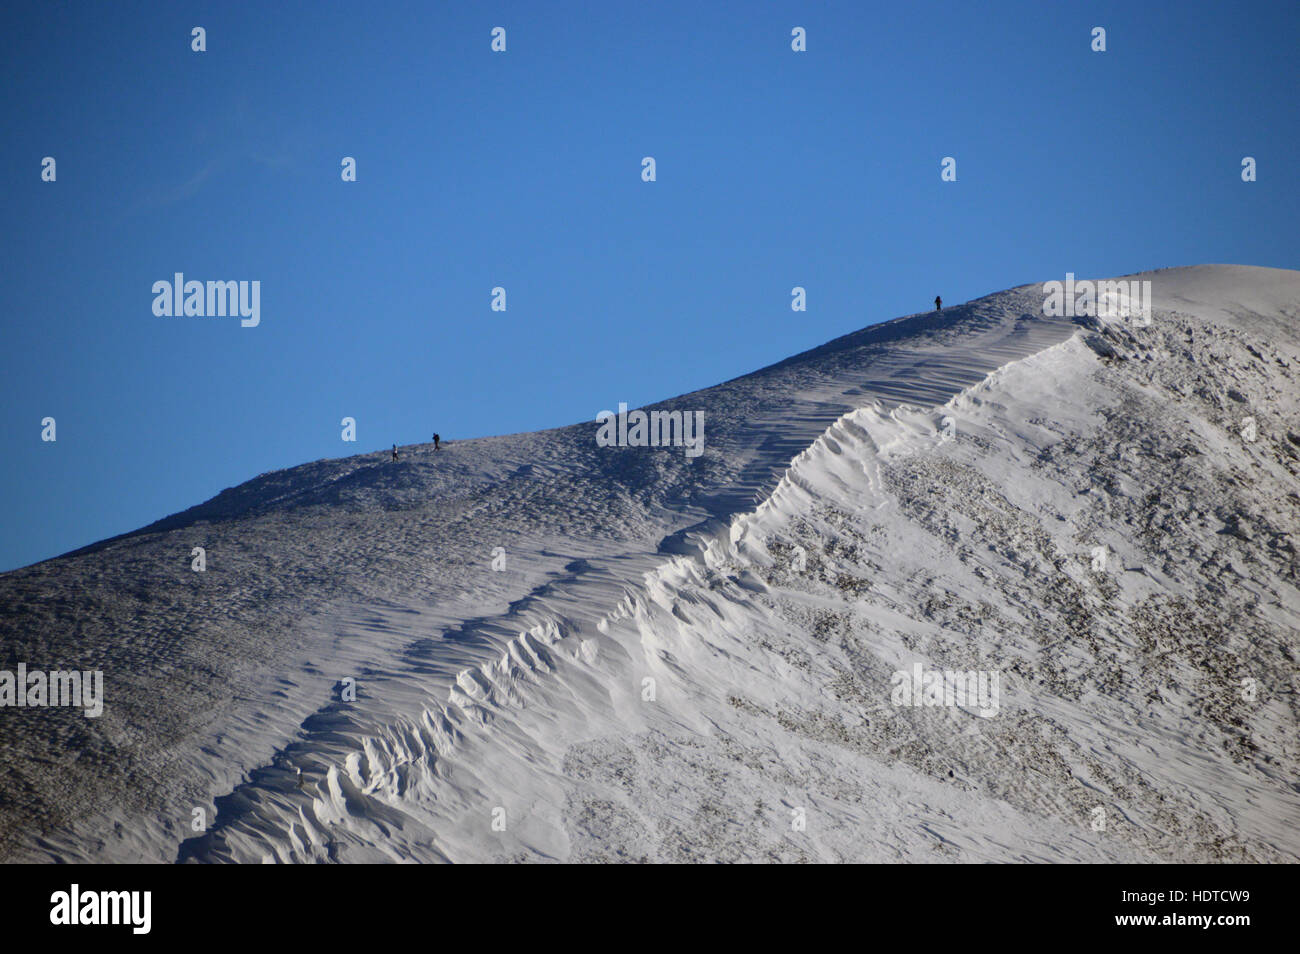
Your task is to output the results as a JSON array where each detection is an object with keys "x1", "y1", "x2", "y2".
[
  {"x1": 392, "y1": 444, "x2": 399, "y2": 461},
  {"x1": 433, "y1": 433, "x2": 440, "y2": 451},
  {"x1": 935, "y1": 295, "x2": 942, "y2": 311}
]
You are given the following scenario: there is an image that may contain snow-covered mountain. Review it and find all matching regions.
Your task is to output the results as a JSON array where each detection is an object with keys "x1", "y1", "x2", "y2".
[{"x1": 2, "y1": 264, "x2": 1297, "y2": 863}]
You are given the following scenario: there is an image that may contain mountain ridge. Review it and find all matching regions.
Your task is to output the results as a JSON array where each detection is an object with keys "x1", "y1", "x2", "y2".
[{"x1": 3, "y1": 264, "x2": 1298, "y2": 863}]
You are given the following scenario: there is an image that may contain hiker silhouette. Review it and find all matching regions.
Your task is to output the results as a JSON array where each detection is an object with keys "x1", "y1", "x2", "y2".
[{"x1": 935, "y1": 295, "x2": 942, "y2": 311}]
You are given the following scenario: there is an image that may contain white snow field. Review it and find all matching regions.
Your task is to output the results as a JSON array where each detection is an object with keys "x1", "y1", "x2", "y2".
[{"x1": 2, "y1": 264, "x2": 1298, "y2": 863}]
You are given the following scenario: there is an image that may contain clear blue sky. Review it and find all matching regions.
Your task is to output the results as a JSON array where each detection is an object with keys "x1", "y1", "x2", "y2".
[{"x1": 2, "y1": 0, "x2": 1298, "y2": 571}]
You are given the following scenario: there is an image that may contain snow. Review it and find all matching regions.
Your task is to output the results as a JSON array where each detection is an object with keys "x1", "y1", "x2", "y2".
[{"x1": 2, "y1": 265, "x2": 1297, "y2": 862}]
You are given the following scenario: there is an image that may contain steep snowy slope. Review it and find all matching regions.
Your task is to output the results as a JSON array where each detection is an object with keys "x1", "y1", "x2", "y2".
[{"x1": 2, "y1": 265, "x2": 1297, "y2": 863}]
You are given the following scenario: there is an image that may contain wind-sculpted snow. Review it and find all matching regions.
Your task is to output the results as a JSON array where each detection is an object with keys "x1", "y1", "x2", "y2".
[{"x1": 2, "y1": 265, "x2": 1297, "y2": 862}]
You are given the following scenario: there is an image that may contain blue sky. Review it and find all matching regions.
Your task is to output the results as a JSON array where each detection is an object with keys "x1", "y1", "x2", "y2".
[{"x1": 2, "y1": 0, "x2": 1298, "y2": 571}]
